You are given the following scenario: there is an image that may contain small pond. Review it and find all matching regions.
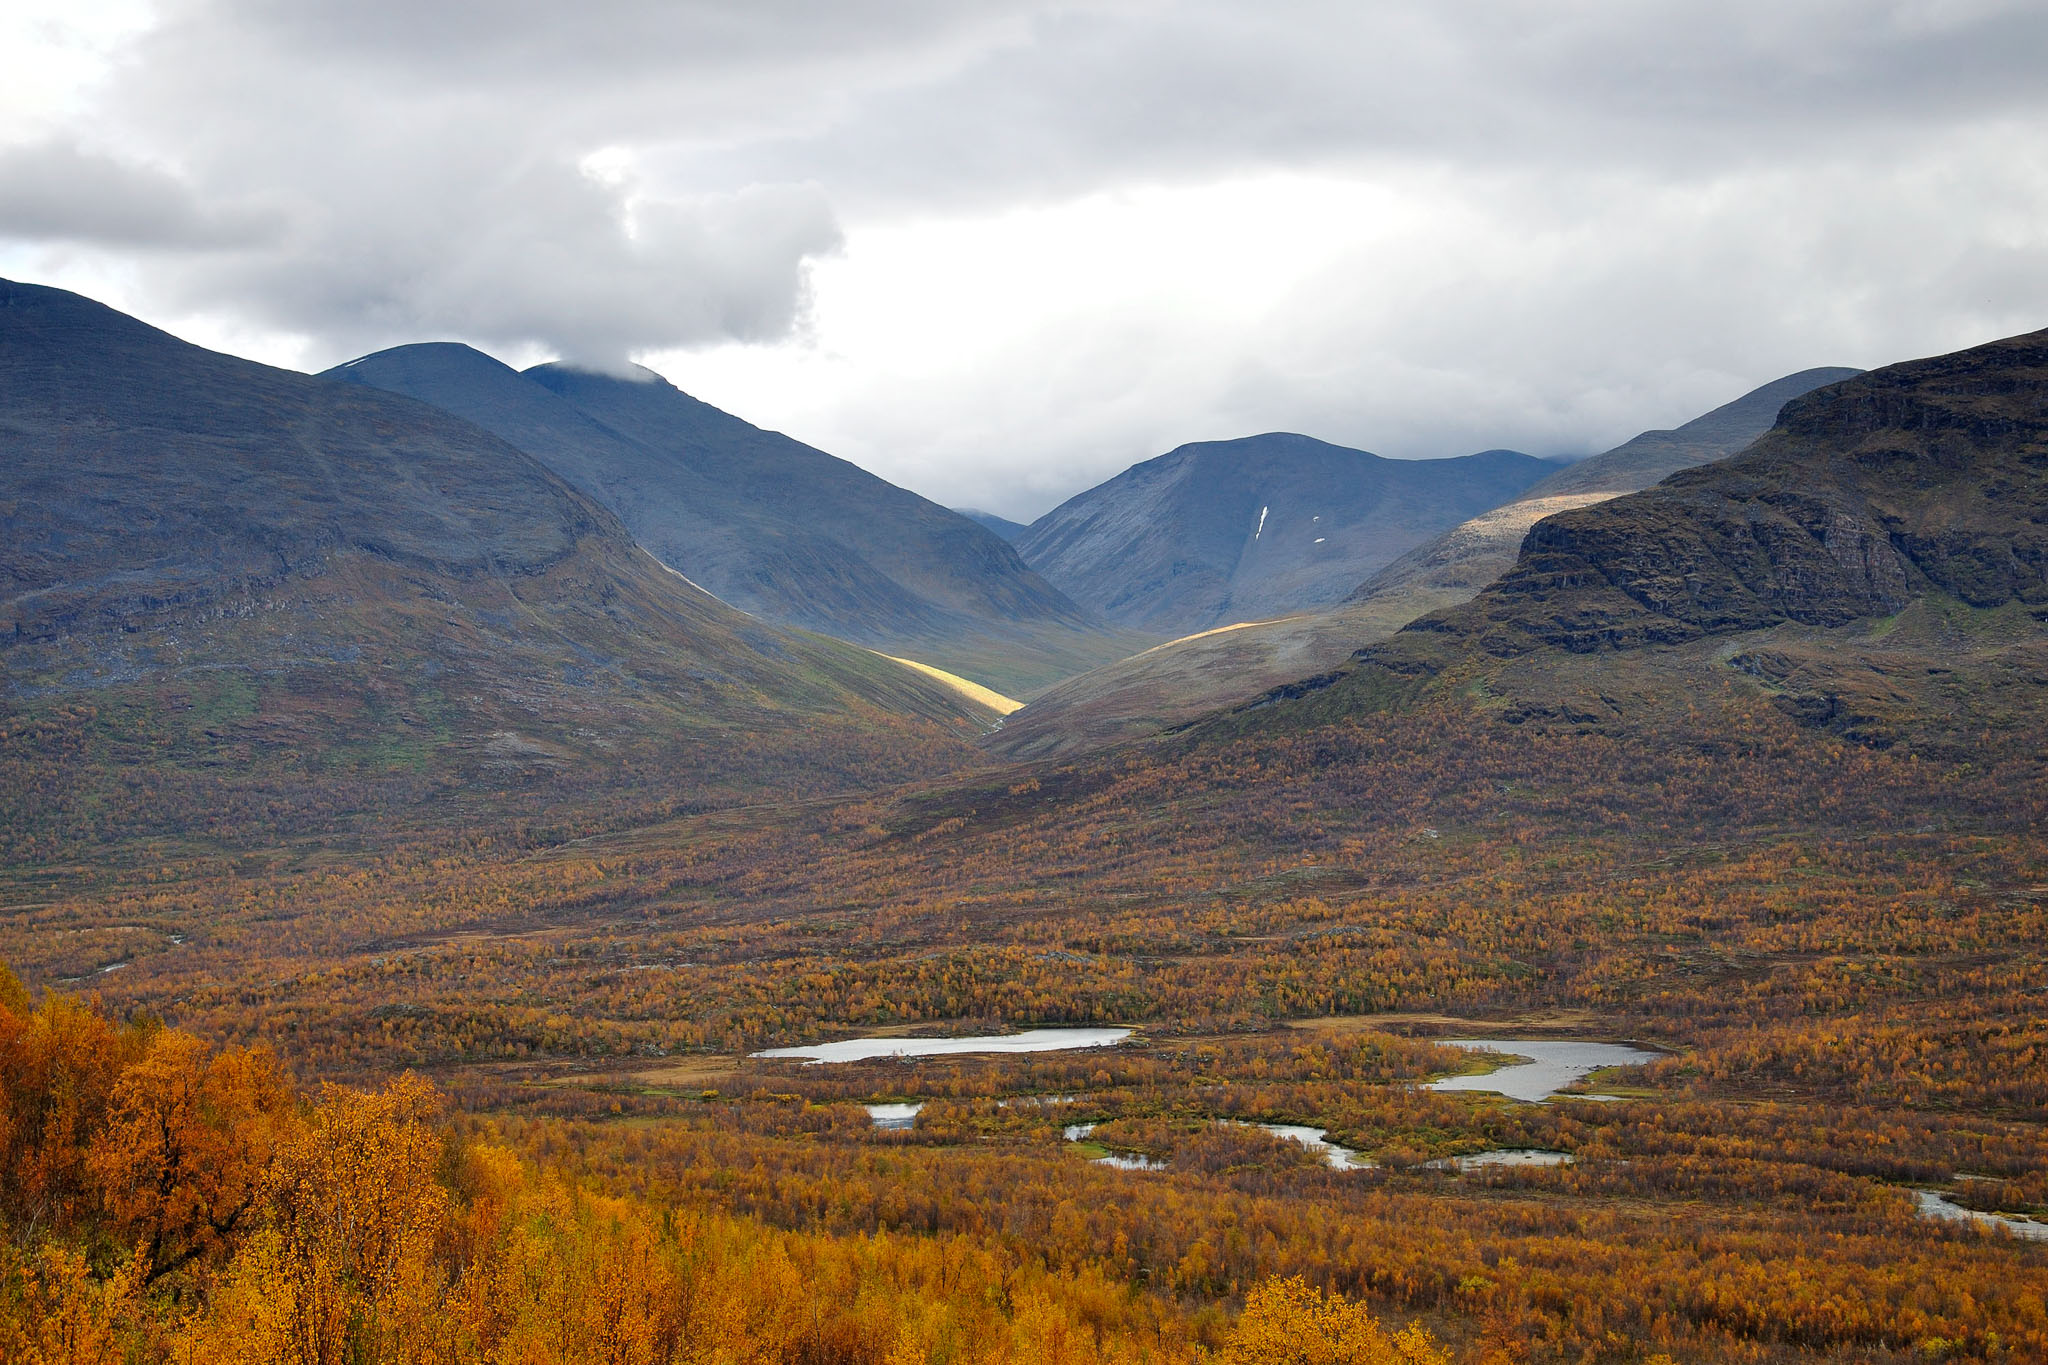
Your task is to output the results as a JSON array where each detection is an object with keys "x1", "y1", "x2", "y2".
[
  {"x1": 1424, "y1": 1039, "x2": 1661, "y2": 1103},
  {"x1": 864, "y1": 1103, "x2": 923, "y2": 1131},
  {"x1": 754, "y1": 1027, "x2": 1131, "y2": 1065},
  {"x1": 1096, "y1": 1153, "x2": 1168, "y2": 1171},
  {"x1": 1061, "y1": 1122, "x2": 1167, "y2": 1171}
]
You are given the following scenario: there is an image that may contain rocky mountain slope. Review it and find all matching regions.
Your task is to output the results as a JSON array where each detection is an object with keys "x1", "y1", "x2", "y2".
[
  {"x1": 328, "y1": 345, "x2": 1144, "y2": 696},
  {"x1": 1405, "y1": 342, "x2": 2044, "y2": 659},
  {"x1": 1348, "y1": 366, "x2": 1864, "y2": 612},
  {"x1": 1254, "y1": 328, "x2": 2048, "y2": 751},
  {"x1": 985, "y1": 369, "x2": 1855, "y2": 759},
  {"x1": 1013, "y1": 434, "x2": 1549, "y2": 635},
  {"x1": 0, "y1": 281, "x2": 997, "y2": 853}
]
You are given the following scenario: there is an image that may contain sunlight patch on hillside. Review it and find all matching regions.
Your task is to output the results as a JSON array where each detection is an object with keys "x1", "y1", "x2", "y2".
[{"x1": 880, "y1": 653, "x2": 1024, "y2": 714}]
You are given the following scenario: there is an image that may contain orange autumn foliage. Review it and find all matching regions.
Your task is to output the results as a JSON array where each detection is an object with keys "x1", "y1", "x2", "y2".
[
  {"x1": 8, "y1": 980, "x2": 1429, "y2": 1365},
  {"x1": 1219, "y1": 1277, "x2": 1449, "y2": 1365}
]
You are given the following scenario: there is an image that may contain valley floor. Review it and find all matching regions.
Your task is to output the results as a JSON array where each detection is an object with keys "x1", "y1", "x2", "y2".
[{"x1": 7, "y1": 681, "x2": 2048, "y2": 1362}]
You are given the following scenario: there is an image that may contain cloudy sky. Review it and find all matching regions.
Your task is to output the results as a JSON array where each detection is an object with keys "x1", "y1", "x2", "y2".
[{"x1": 5, "y1": 1, "x2": 2046, "y2": 519}]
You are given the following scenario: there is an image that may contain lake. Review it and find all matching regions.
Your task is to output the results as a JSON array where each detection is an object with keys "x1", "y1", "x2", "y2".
[
  {"x1": 754, "y1": 1026, "x2": 1131, "y2": 1065},
  {"x1": 1424, "y1": 1038, "x2": 1662, "y2": 1102}
]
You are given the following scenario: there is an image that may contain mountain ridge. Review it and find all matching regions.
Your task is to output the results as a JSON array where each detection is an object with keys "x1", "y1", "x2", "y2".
[
  {"x1": 1225, "y1": 327, "x2": 2048, "y2": 753},
  {"x1": 328, "y1": 344, "x2": 1146, "y2": 695},
  {"x1": 1343, "y1": 366, "x2": 1865, "y2": 612},
  {"x1": 0, "y1": 279, "x2": 997, "y2": 854}
]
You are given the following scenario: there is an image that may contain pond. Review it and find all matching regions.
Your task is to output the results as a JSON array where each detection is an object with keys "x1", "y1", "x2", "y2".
[
  {"x1": 753, "y1": 1027, "x2": 1131, "y2": 1065},
  {"x1": 1096, "y1": 1153, "x2": 1168, "y2": 1171},
  {"x1": 1424, "y1": 1039, "x2": 1662, "y2": 1103},
  {"x1": 1061, "y1": 1122, "x2": 1168, "y2": 1170},
  {"x1": 864, "y1": 1103, "x2": 923, "y2": 1131}
]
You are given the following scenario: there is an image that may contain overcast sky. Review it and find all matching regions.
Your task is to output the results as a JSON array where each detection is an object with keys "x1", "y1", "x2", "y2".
[{"x1": 5, "y1": 1, "x2": 2047, "y2": 519}]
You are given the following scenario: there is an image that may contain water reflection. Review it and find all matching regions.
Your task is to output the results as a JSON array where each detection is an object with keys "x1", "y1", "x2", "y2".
[
  {"x1": 754, "y1": 1027, "x2": 1130, "y2": 1065},
  {"x1": 864, "y1": 1103, "x2": 922, "y2": 1131},
  {"x1": 1425, "y1": 1039, "x2": 1661, "y2": 1102}
]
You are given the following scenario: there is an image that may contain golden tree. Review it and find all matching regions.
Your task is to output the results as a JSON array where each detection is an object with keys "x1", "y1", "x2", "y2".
[{"x1": 1220, "y1": 1277, "x2": 1448, "y2": 1365}]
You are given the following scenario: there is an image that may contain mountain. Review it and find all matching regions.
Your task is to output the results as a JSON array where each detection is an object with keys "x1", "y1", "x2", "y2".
[
  {"x1": 1254, "y1": 328, "x2": 2048, "y2": 751},
  {"x1": 955, "y1": 508, "x2": 1028, "y2": 541},
  {"x1": 1013, "y1": 435, "x2": 1551, "y2": 636},
  {"x1": 0, "y1": 280, "x2": 998, "y2": 855},
  {"x1": 1347, "y1": 366, "x2": 1865, "y2": 612},
  {"x1": 1527, "y1": 367, "x2": 1867, "y2": 499},
  {"x1": 326, "y1": 345, "x2": 1147, "y2": 696},
  {"x1": 985, "y1": 370, "x2": 1856, "y2": 759}
]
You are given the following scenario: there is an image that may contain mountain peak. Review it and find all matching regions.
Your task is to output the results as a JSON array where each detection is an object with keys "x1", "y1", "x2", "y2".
[
  {"x1": 0, "y1": 280, "x2": 1002, "y2": 848},
  {"x1": 1017, "y1": 435, "x2": 1548, "y2": 633}
]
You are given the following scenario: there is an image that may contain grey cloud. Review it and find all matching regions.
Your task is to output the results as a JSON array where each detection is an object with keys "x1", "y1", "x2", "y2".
[
  {"x1": 166, "y1": 164, "x2": 842, "y2": 367},
  {"x1": 0, "y1": 141, "x2": 276, "y2": 248},
  {"x1": 655, "y1": 0, "x2": 2048, "y2": 208},
  {"x1": 42, "y1": 2, "x2": 873, "y2": 365},
  {"x1": 717, "y1": 142, "x2": 2048, "y2": 519},
  {"x1": 8, "y1": 0, "x2": 2048, "y2": 499}
]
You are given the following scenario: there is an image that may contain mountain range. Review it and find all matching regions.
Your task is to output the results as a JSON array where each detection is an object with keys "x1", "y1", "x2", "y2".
[
  {"x1": 984, "y1": 366, "x2": 1860, "y2": 758},
  {"x1": 13, "y1": 274, "x2": 2017, "y2": 841},
  {"x1": 325, "y1": 344, "x2": 1146, "y2": 697},
  {"x1": 0, "y1": 280, "x2": 1000, "y2": 852}
]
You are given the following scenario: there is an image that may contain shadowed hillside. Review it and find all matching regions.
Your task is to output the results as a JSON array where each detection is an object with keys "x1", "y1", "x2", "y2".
[
  {"x1": 0, "y1": 281, "x2": 997, "y2": 858},
  {"x1": 328, "y1": 344, "x2": 1148, "y2": 696}
]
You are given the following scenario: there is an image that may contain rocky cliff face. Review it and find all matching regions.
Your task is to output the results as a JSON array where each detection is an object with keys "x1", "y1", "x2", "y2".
[
  {"x1": 1346, "y1": 367, "x2": 1864, "y2": 615},
  {"x1": 1388, "y1": 329, "x2": 2048, "y2": 659}
]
